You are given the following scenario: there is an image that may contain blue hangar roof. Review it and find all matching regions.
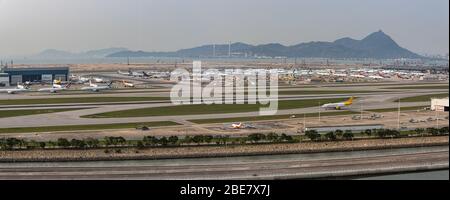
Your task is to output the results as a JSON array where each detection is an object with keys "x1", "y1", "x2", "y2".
[{"x1": 3, "y1": 67, "x2": 69, "y2": 75}]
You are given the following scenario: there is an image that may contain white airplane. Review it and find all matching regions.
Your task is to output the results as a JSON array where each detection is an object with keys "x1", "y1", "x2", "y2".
[
  {"x1": 53, "y1": 79, "x2": 63, "y2": 85},
  {"x1": 92, "y1": 77, "x2": 105, "y2": 83},
  {"x1": 81, "y1": 81, "x2": 113, "y2": 92},
  {"x1": 118, "y1": 70, "x2": 132, "y2": 76},
  {"x1": 0, "y1": 84, "x2": 30, "y2": 94},
  {"x1": 368, "y1": 75, "x2": 384, "y2": 80},
  {"x1": 38, "y1": 82, "x2": 72, "y2": 93},
  {"x1": 321, "y1": 97, "x2": 354, "y2": 110},
  {"x1": 333, "y1": 73, "x2": 348, "y2": 77},
  {"x1": 121, "y1": 80, "x2": 135, "y2": 87},
  {"x1": 131, "y1": 71, "x2": 146, "y2": 77},
  {"x1": 148, "y1": 72, "x2": 170, "y2": 79},
  {"x1": 351, "y1": 74, "x2": 366, "y2": 78},
  {"x1": 231, "y1": 123, "x2": 244, "y2": 129},
  {"x1": 72, "y1": 76, "x2": 90, "y2": 84}
]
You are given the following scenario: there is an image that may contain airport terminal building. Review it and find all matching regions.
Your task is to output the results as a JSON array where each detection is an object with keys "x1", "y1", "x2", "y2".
[
  {"x1": 1, "y1": 67, "x2": 69, "y2": 86},
  {"x1": 0, "y1": 73, "x2": 9, "y2": 87}
]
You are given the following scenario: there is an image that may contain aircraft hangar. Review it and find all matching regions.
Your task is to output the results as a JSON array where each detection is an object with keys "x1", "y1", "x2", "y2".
[{"x1": 1, "y1": 67, "x2": 70, "y2": 85}]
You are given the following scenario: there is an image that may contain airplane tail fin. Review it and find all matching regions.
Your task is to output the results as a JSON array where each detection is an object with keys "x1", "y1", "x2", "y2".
[
  {"x1": 344, "y1": 96, "x2": 354, "y2": 105},
  {"x1": 65, "y1": 82, "x2": 72, "y2": 89},
  {"x1": 22, "y1": 82, "x2": 31, "y2": 89}
]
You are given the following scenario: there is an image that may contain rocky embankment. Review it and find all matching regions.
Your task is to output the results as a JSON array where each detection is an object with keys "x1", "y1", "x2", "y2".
[{"x1": 0, "y1": 136, "x2": 448, "y2": 162}]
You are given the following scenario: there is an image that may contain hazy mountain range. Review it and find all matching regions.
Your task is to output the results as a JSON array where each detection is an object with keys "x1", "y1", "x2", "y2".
[
  {"x1": 33, "y1": 31, "x2": 423, "y2": 59},
  {"x1": 32, "y1": 47, "x2": 129, "y2": 59}
]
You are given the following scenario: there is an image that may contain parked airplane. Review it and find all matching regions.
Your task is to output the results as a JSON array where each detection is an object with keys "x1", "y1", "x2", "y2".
[
  {"x1": 121, "y1": 80, "x2": 135, "y2": 87},
  {"x1": 53, "y1": 79, "x2": 62, "y2": 85},
  {"x1": 368, "y1": 75, "x2": 384, "y2": 80},
  {"x1": 321, "y1": 97, "x2": 354, "y2": 110},
  {"x1": 148, "y1": 72, "x2": 169, "y2": 79},
  {"x1": 38, "y1": 82, "x2": 72, "y2": 93},
  {"x1": 231, "y1": 123, "x2": 244, "y2": 129},
  {"x1": 142, "y1": 71, "x2": 151, "y2": 78},
  {"x1": 71, "y1": 75, "x2": 90, "y2": 84},
  {"x1": 0, "y1": 84, "x2": 30, "y2": 94},
  {"x1": 130, "y1": 71, "x2": 151, "y2": 78},
  {"x1": 131, "y1": 71, "x2": 144, "y2": 77},
  {"x1": 81, "y1": 81, "x2": 113, "y2": 92},
  {"x1": 118, "y1": 70, "x2": 132, "y2": 76},
  {"x1": 92, "y1": 77, "x2": 105, "y2": 83}
]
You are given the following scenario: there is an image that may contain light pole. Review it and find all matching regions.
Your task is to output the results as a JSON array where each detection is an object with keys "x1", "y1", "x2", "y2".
[
  {"x1": 318, "y1": 101, "x2": 321, "y2": 123},
  {"x1": 303, "y1": 113, "x2": 306, "y2": 133},
  {"x1": 398, "y1": 98, "x2": 401, "y2": 130},
  {"x1": 436, "y1": 107, "x2": 439, "y2": 129}
]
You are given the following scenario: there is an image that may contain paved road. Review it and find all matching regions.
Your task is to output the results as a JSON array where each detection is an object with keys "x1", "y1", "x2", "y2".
[{"x1": 0, "y1": 150, "x2": 447, "y2": 180}]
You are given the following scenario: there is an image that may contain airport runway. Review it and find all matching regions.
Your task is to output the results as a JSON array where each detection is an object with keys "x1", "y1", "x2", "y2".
[
  {"x1": 0, "y1": 90, "x2": 435, "y2": 109},
  {"x1": 0, "y1": 81, "x2": 447, "y2": 128},
  {"x1": 0, "y1": 147, "x2": 447, "y2": 180},
  {"x1": 0, "y1": 92, "x2": 432, "y2": 128}
]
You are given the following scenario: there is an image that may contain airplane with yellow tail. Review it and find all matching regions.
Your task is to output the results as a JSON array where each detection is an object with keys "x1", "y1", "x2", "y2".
[{"x1": 321, "y1": 97, "x2": 354, "y2": 110}]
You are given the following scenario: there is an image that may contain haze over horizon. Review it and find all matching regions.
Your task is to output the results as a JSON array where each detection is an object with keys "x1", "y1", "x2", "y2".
[{"x1": 0, "y1": 0, "x2": 448, "y2": 57}]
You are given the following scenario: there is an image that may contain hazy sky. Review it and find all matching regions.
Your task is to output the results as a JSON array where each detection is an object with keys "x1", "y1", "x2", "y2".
[{"x1": 0, "y1": 0, "x2": 448, "y2": 56}]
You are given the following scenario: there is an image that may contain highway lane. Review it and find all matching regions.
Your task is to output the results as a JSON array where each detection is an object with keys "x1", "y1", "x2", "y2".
[{"x1": 0, "y1": 147, "x2": 447, "y2": 180}]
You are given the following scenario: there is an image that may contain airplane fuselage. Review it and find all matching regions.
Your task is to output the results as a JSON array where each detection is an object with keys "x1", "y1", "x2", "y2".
[
  {"x1": 0, "y1": 88, "x2": 29, "y2": 94},
  {"x1": 321, "y1": 97, "x2": 354, "y2": 110},
  {"x1": 81, "y1": 85, "x2": 111, "y2": 92},
  {"x1": 321, "y1": 103, "x2": 348, "y2": 110}
]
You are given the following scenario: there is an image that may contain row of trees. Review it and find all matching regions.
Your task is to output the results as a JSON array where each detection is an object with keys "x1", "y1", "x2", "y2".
[
  {"x1": 304, "y1": 126, "x2": 449, "y2": 142},
  {"x1": 141, "y1": 136, "x2": 180, "y2": 147},
  {"x1": 414, "y1": 127, "x2": 449, "y2": 136},
  {"x1": 1, "y1": 137, "x2": 108, "y2": 150},
  {"x1": 305, "y1": 129, "x2": 355, "y2": 142},
  {"x1": 0, "y1": 132, "x2": 295, "y2": 150},
  {"x1": 247, "y1": 133, "x2": 294, "y2": 143},
  {"x1": 1, "y1": 126, "x2": 448, "y2": 150}
]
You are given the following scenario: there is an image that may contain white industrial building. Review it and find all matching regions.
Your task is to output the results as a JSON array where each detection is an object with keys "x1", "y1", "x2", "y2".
[{"x1": 431, "y1": 97, "x2": 449, "y2": 112}]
